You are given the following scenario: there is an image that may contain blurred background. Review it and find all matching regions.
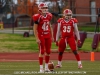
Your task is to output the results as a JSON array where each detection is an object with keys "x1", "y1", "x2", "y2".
[
  {"x1": 0, "y1": 0, "x2": 100, "y2": 29},
  {"x1": 0, "y1": 0, "x2": 100, "y2": 52}
]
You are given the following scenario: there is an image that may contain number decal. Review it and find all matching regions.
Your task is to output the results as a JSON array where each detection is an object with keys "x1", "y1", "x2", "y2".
[
  {"x1": 42, "y1": 22, "x2": 49, "y2": 31},
  {"x1": 63, "y1": 26, "x2": 71, "y2": 33},
  {"x1": 63, "y1": 26, "x2": 67, "y2": 32},
  {"x1": 67, "y1": 26, "x2": 71, "y2": 33}
]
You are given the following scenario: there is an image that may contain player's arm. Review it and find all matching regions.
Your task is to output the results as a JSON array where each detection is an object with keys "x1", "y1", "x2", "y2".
[
  {"x1": 74, "y1": 23, "x2": 81, "y2": 46},
  {"x1": 56, "y1": 22, "x2": 61, "y2": 46},
  {"x1": 33, "y1": 14, "x2": 41, "y2": 43},
  {"x1": 48, "y1": 13, "x2": 54, "y2": 41},
  {"x1": 50, "y1": 23, "x2": 54, "y2": 42},
  {"x1": 56, "y1": 23, "x2": 61, "y2": 41},
  {"x1": 33, "y1": 22, "x2": 40, "y2": 44},
  {"x1": 74, "y1": 23, "x2": 80, "y2": 40}
]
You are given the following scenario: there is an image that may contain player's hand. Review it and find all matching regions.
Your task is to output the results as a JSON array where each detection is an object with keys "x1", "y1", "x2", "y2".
[
  {"x1": 36, "y1": 39, "x2": 41, "y2": 44},
  {"x1": 77, "y1": 40, "x2": 81, "y2": 46},
  {"x1": 56, "y1": 41, "x2": 59, "y2": 46},
  {"x1": 52, "y1": 37, "x2": 54, "y2": 42}
]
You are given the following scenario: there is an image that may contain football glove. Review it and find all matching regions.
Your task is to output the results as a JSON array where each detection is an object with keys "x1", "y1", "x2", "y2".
[{"x1": 77, "y1": 40, "x2": 81, "y2": 46}]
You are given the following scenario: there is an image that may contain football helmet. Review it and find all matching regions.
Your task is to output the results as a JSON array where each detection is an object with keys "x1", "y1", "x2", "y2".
[
  {"x1": 38, "y1": 3, "x2": 48, "y2": 14},
  {"x1": 63, "y1": 9, "x2": 72, "y2": 20}
]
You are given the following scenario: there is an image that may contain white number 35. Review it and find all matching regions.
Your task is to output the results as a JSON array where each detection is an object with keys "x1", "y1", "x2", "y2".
[{"x1": 63, "y1": 26, "x2": 71, "y2": 33}]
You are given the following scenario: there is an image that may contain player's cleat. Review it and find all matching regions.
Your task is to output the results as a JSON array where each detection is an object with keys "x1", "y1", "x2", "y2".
[
  {"x1": 39, "y1": 69, "x2": 44, "y2": 73},
  {"x1": 45, "y1": 68, "x2": 51, "y2": 72},
  {"x1": 55, "y1": 64, "x2": 62, "y2": 68},
  {"x1": 78, "y1": 64, "x2": 82, "y2": 69}
]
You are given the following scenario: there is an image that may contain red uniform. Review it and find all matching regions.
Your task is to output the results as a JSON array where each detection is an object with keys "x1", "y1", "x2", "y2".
[
  {"x1": 56, "y1": 9, "x2": 82, "y2": 69},
  {"x1": 33, "y1": 12, "x2": 52, "y2": 54},
  {"x1": 57, "y1": 18, "x2": 78, "y2": 52}
]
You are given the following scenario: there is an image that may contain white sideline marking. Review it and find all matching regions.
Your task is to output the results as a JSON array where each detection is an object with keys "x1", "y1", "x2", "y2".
[
  {"x1": 0, "y1": 69, "x2": 34, "y2": 70},
  {"x1": 0, "y1": 59, "x2": 38, "y2": 62}
]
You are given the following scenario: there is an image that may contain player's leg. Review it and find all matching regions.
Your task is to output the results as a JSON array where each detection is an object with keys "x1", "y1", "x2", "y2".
[
  {"x1": 68, "y1": 36, "x2": 82, "y2": 69},
  {"x1": 56, "y1": 38, "x2": 66, "y2": 68},
  {"x1": 45, "y1": 38, "x2": 52, "y2": 71},
  {"x1": 38, "y1": 36, "x2": 45, "y2": 72}
]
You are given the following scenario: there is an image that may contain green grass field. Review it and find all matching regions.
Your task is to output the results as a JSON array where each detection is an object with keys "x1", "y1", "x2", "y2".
[
  {"x1": 0, "y1": 61, "x2": 100, "y2": 75},
  {"x1": 0, "y1": 33, "x2": 99, "y2": 52}
]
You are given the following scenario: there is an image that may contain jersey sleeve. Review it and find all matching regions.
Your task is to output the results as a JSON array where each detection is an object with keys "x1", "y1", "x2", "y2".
[
  {"x1": 48, "y1": 13, "x2": 52, "y2": 21},
  {"x1": 32, "y1": 14, "x2": 40, "y2": 24},
  {"x1": 57, "y1": 18, "x2": 63, "y2": 23}
]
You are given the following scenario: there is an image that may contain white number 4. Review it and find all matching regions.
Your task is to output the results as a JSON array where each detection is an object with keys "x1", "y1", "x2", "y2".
[{"x1": 42, "y1": 22, "x2": 48, "y2": 31}]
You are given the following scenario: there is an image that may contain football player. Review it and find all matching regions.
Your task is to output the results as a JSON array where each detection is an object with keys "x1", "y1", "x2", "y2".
[
  {"x1": 56, "y1": 9, "x2": 82, "y2": 69},
  {"x1": 33, "y1": 3, "x2": 53, "y2": 72}
]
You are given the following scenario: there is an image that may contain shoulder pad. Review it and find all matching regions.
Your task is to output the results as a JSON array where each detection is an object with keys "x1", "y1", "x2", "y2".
[
  {"x1": 57, "y1": 18, "x2": 63, "y2": 23},
  {"x1": 48, "y1": 12, "x2": 52, "y2": 17},
  {"x1": 47, "y1": 12, "x2": 52, "y2": 20},
  {"x1": 71, "y1": 18, "x2": 78, "y2": 23},
  {"x1": 32, "y1": 14, "x2": 41, "y2": 21}
]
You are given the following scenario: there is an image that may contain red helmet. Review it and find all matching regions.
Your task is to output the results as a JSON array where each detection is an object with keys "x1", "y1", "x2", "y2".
[
  {"x1": 38, "y1": 3, "x2": 48, "y2": 14},
  {"x1": 63, "y1": 9, "x2": 72, "y2": 20},
  {"x1": 63, "y1": 9, "x2": 72, "y2": 15}
]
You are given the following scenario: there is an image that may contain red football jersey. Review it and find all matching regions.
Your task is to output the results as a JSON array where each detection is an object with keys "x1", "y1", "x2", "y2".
[
  {"x1": 33, "y1": 12, "x2": 52, "y2": 38},
  {"x1": 57, "y1": 18, "x2": 78, "y2": 38}
]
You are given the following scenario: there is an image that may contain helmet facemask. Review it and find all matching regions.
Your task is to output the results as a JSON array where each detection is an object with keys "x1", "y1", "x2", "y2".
[
  {"x1": 40, "y1": 7, "x2": 48, "y2": 14},
  {"x1": 64, "y1": 14, "x2": 72, "y2": 20}
]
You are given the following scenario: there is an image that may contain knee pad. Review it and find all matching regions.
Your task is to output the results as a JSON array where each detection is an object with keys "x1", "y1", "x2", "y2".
[
  {"x1": 46, "y1": 50, "x2": 51, "y2": 55},
  {"x1": 40, "y1": 51, "x2": 44, "y2": 55},
  {"x1": 73, "y1": 50, "x2": 78, "y2": 55},
  {"x1": 59, "y1": 52, "x2": 63, "y2": 56}
]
